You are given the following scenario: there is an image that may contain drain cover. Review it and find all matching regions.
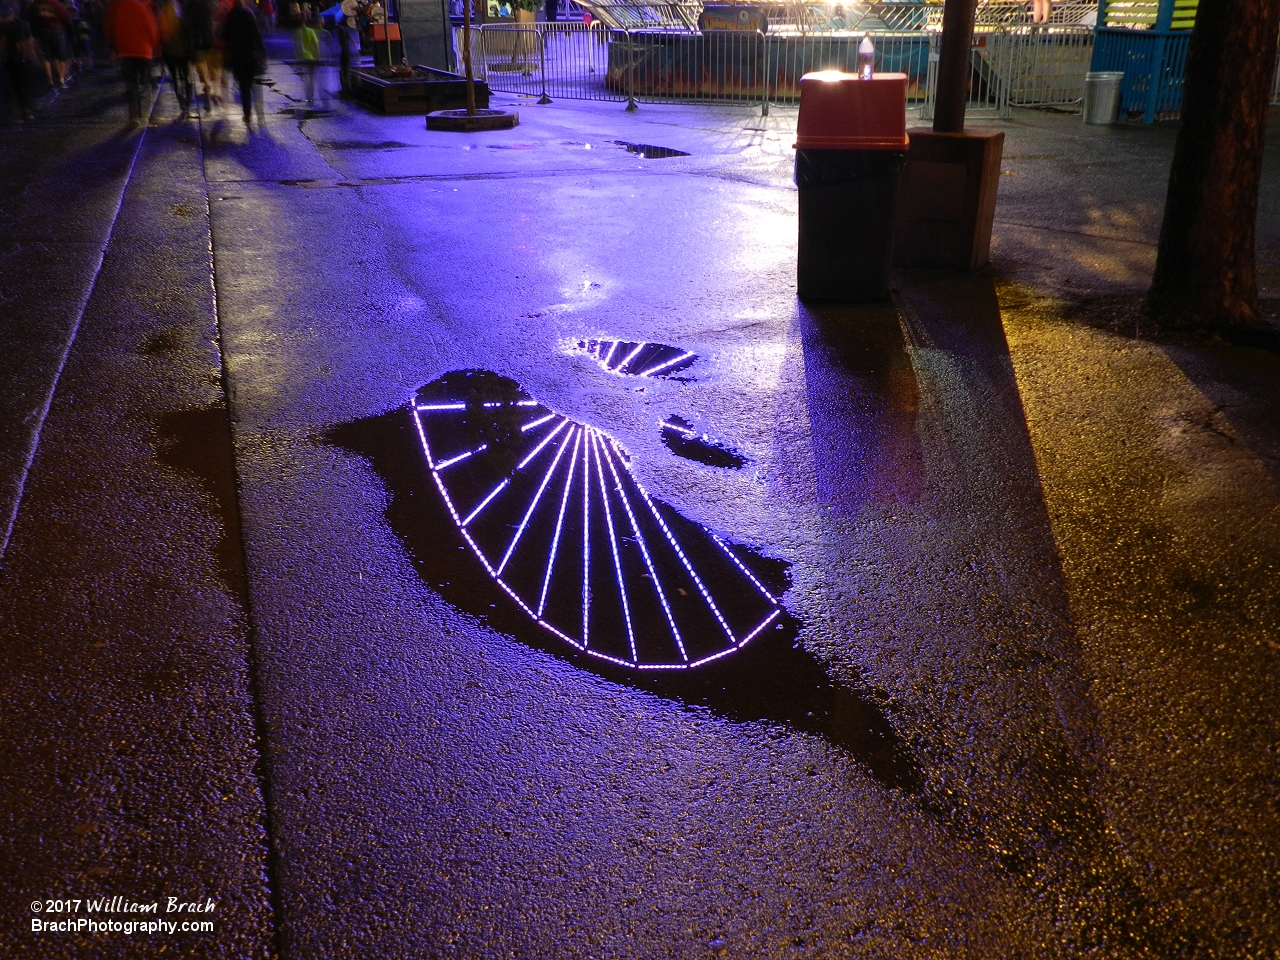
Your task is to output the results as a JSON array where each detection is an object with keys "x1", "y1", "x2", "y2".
[{"x1": 413, "y1": 370, "x2": 781, "y2": 669}]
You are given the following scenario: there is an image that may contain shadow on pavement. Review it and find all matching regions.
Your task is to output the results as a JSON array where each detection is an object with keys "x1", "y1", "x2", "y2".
[
  {"x1": 156, "y1": 405, "x2": 249, "y2": 608},
  {"x1": 326, "y1": 408, "x2": 924, "y2": 794},
  {"x1": 795, "y1": 272, "x2": 1180, "y2": 947}
]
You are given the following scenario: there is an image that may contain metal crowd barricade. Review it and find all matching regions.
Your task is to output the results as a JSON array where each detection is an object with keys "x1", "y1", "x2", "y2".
[
  {"x1": 477, "y1": 22, "x2": 629, "y2": 103},
  {"x1": 1003, "y1": 24, "x2": 1095, "y2": 107},
  {"x1": 472, "y1": 19, "x2": 1153, "y2": 120},
  {"x1": 919, "y1": 29, "x2": 1013, "y2": 120}
]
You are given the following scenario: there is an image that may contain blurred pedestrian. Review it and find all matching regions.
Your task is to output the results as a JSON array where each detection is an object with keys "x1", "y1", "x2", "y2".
[
  {"x1": 28, "y1": 0, "x2": 73, "y2": 87},
  {"x1": 291, "y1": 9, "x2": 322, "y2": 104},
  {"x1": 1, "y1": 0, "x2": 36, "y2": 120},
  {"x1": 337, "y1": 0, "x2": 355, "y2": 91},
  {"x1": 103, "y1": 0, "x2": 158, "y2": 121},
  {"x1": 66, "y1": 0, "x2": 91, "y2": 71},
  {"x1": 1031, "y1": 0, "x2": 1051, "y2": 23},
  {"x1": 222, "y1": 0, "x2": 262, "y2": 125},
  {"x1": 185, "y1": 0, "x2": 218, "y2": 107},
  {"x1": 259, "y1": 0, "x2": 273, "y2": 32},
  {"x1": 156, "y1": 0, "x2": 192, "y2": 115}
]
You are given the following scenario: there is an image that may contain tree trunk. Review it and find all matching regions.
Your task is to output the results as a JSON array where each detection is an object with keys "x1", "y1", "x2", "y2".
[
  {"x1": 933, "y1": 0, "x2": 977, "y2": 134},
  {"x1": 1145, "y1": 0, "x2": 1280, "y2": 332}
]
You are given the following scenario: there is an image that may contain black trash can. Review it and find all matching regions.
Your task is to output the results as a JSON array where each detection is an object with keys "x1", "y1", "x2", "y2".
[{"x1": 793, "y1": 71, "x2": 909, "y2": 302}]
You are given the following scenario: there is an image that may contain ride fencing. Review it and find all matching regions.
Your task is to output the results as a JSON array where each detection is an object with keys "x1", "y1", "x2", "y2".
[{"x1": 465, "y1": 21, "x2": 1280, "y2": 115}]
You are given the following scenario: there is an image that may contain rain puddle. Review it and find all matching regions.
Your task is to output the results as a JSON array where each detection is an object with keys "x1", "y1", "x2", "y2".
[
  {"x1": 573, "y1": 339, "x2": 697, "y2": 379},
  {"x1": 612, "y1": 140, "x2": 690, "y2": 159},
  {"x1": 312, "y1": 139, "x2": 412, "y2": 150},
  {"x1": 326, "y1": 371, "x2": 921, "y2": 791},
  {"x1": 660, "y1": 415, "x2": 747, "y2": 470}
]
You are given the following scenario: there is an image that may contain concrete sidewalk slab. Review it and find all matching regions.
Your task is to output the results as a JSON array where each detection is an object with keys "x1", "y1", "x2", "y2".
[{"x1": 0, "y1": 83, "x2": 273, "y2": 959}]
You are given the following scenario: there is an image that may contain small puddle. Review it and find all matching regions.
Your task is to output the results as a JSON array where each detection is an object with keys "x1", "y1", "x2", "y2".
[
  {"x1": 326, "y1": 371, "x2": 921, "y2": 792},
  {"x1": 660, "y1": 415, "x2": 747, "y2": 470},
  {"x1": 573, "y1": 339, "x2": 697, "y2": 379},
  {"x1": 312, "y1": 139, "x2": 413, "y2": 150},
  {"x1": 612, "y1": 140, "x2": 690, "y2": 159}
]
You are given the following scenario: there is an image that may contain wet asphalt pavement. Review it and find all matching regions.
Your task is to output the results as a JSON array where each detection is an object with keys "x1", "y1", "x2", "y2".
[{"x1": 1, "y1": 54, "x2": 1278, "y2": 960}]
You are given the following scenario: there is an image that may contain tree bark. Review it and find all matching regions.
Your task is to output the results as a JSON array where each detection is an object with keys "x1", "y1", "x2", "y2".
[{"x1": 1146, "y1": 0, "x2": 1280, "y2": 332}]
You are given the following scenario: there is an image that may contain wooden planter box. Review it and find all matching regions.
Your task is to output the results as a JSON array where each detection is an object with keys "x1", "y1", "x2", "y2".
[{"x1": 351, "y1": 65, "x2": 491, "y2": 115}]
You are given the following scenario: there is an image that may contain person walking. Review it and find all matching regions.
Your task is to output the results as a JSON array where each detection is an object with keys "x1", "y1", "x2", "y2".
[
  {"x1": 185, "y1": 0, "x2": 218, "y2": 107},
  {"x1": 103, "y1": 0, "x2": 158, "y2": 121},
  {"x1": 337, "y1": 0, "x2": 356, "y2": 92},
  {"x1": 1, "y1": 0, "x2": 36, "y2": 120},
  {"x1": 291, "y1": 8, "x2": 321, "y2": 105},
  {"x1": 221, "y1": 0, "x2": 262, "y2": 125},
  {"x1": 157, "y1": 0, "x2": 193, "y2": 116},
  {"x1": 28, "y1": 0, "x2": 73, "y2": 88}
]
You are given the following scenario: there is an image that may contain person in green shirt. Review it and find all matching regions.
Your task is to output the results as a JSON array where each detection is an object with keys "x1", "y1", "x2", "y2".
[{"x1": 292, "y1": 10, "x2": 324, "y2": 105}]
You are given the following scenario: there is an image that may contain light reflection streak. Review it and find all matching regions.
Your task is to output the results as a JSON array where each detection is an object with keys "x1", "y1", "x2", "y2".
[
  {"x1": 537, "y1": 427, "x2": 583, "y2": 618},
  {"x1": 590, "y1": 431, "x2": 637, "y2": 663}
]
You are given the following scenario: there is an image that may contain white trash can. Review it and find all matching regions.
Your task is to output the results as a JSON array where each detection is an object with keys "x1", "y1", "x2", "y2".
[{"x1": 1083, "y1": 71, "x2": 1124, "y2": 125}]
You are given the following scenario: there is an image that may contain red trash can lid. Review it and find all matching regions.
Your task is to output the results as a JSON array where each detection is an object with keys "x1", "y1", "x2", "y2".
[{"x1": 794, "y1": 72, "x2": 909, "y2": 151}]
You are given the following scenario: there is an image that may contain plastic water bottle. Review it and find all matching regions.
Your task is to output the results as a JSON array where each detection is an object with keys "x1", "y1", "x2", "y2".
[{"x1": 858, "y1": 33, "x2": 874, "y2": 79}]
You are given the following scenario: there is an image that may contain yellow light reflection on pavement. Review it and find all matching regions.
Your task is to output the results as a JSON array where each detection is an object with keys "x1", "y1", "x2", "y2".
[{"x1": 999, "y1": 283, "x2": 1280, "y2": 950}]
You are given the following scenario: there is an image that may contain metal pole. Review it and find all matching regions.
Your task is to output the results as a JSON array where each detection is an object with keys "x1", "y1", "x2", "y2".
[
  {"x1": 538, "y1": 25, "x2": 551, "y2": 101},
  {"x1": 933, "y1": 0, "x2": 977, "y2": 132},
  {"x1": 625, "y1": 29, "x2": 637, "y2": 110},
  {"x1": 759, "y1": 29, "x2": 769, "y2": 117}
]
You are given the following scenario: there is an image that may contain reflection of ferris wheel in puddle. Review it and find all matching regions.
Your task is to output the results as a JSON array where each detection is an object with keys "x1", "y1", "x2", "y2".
[{"x1": 412, "y1": 369, "x2": 782, "y2": 670}]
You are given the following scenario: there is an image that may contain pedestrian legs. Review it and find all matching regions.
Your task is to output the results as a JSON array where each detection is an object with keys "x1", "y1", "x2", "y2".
[
  {"x1": 233, "y1": 63, "x2": 255, "y2": 124},
  {"x1": 165, "y1": 56, "x2": 192, "y2": 116},
  {"x1": 120, "y1": 56, "x2": 149, "y2": 121},
  {"x1": 337, "y1": 26, "x2": 350, "y2": 93}
]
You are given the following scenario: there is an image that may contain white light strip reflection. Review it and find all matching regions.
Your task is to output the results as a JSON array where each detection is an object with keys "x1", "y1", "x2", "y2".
[
  {"x1": 462, "y1": 478, "x2": 509, "y2": 527},
  {"x1": 497, "y1": 426, "x2": 575, "y2": 576},
  {"x1": 615, "y1": 437, "x2": 736, "y2": 647},
  {"x1": 581, "y1": 435, "x2": 591, "y2": 647},
  {"x1": 521, "y1": 413, "x2": 556, "y2": 432},
  {"x1": 603, "y1": 341, "x2": 621, "y2": 367},
  {"x1": 660, "y1": 418, "x2": 696, "y2": 437},
  {"x1": 710, "y1": 533, "x2": 778, "y2": 603},
  {"x1": 599, "y1": 434, "x2": 687, "y2": 662},
  {"x1": 637, "y1": 351, "x2": 695, "y2": 378},
  {"x1": 537, "y1": 427, "x2": 582, "y2": 618},
  {"x1": 737, "y1": 608, "x2": 782, "y2": 649},
  {"x1": 436, "y1": 443, "x2": 488, "y2": 470},
  {"x1": 590, "y1": 431, "x2": 637, "y2": 663},
  {"x1": 518, "y1": 417, "x2": 569, "y2": 470},
  {"x1": 615, "y1": 342, "x2": 646, "y2": 373},
  {"x1": 416, "y1": 402, "x2": 467, "y2": 411}
]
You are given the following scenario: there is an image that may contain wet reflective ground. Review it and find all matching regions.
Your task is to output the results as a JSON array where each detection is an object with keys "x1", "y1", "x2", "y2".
[{"x1": 1, "y1": 63, "x2": 1278, "y2": 960}]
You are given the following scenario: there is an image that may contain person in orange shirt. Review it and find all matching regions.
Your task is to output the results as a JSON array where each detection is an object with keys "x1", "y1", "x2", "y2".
[{"x1": 103, "y1": 0, "x2": 158, "y2": 121}]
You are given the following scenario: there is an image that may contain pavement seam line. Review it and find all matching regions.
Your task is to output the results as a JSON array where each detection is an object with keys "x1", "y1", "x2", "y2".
[
  {"x1": 198, "y1": 111, "x2": 292, "y2": 960},
  {"x1": 0, "y1": 97, "x2": 156, "y2": 566}
]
